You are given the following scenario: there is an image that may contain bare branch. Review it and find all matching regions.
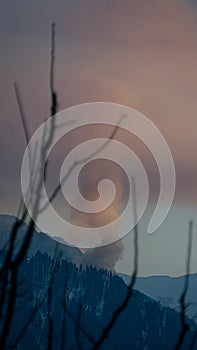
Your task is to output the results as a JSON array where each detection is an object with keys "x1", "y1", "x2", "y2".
[
  {"x1": 39, "y1": 114, "x2": 127, "y2": 213},
  {"x1": 8, "y1": 251, "x2": 60, "y2": 350},
  {"x1": 43, "y1": 22, "x2": 57, "y2": 154},
  {"x1": 173, "y1": 220, "x2": 193, "y2": 350},
  {"x1": 14, "y1": 82, "x2": 32, "y2": 218},
  {"x1": 14, "y1": 82, "x2": 30, "y2": 147},
  {"x1": 50, "y1": 22, "x2": 58, "y2": 118},
  {"x1": 0, "y1": 22, "x2": 58, "y2": 349},
  {"x1": 91, "y1": 177, "x2": 138, "y2": 350},
  {"x1": 75, "y1": 302, "x2": 83, "y2": 350},
  {"x1": 47, "y1": 247, "x2": 60, "y2": 350},
  {"x1": 0, "y1": 213, "x2": 28, "y2": 318},
  {"x1": 62, "y1": 304, "x2": 95, "y2": 346},
  {"x1": 60, "y1": 276, "x2": 68, "y2": 350}
]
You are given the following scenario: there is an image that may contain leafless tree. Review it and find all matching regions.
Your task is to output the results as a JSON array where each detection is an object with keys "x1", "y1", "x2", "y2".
[
  {"x1": 0, "y1": 22, "x2": 58, "y2": 349},
  {"x1": 0, "y1": 22, "x2": 130, "y2": 349},
  {"x1": 0, "y1": 21, "x2": 195, "y2": 350},
  {"x1": 174, "y1": 221, "x2": 194, "y2": 350}
]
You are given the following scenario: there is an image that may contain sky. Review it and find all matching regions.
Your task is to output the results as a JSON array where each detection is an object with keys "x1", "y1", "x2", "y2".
[{"x1": 0, "y1": 0, "x2": 197, "y2": 276}]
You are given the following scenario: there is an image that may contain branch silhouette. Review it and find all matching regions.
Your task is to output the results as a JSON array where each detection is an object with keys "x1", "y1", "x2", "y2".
[
  {"x1": 0, "y1": 23, "x2": 58, "y2": 349},
  {"x1": 91, "y1": 177, "x2": 138, "y2": 350},
  {"x1": 174, "y1": 220, "x2": 193, "y2": 350}
]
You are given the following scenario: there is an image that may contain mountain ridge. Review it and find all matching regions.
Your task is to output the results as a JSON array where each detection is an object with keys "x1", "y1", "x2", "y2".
[
  {"x1": 0, "y1": 214, "x2": 83, "y2": 264},
  {"x1": 118, "y1": 272, "x2": 197, "y2": 323}
]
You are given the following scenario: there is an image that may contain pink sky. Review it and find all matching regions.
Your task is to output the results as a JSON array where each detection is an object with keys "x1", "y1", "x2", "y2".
[
  {"x1": 1, "y1": 0, "x2": 197, "y2": 211},
  {"x1": 0, "y1": 0, "x2": 197, "y2": 275}
]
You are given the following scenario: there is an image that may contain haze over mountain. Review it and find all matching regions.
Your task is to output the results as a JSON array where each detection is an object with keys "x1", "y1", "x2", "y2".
[
  {"x1": 0, "y1": 214, "x2": 83, "y2": 264},
  {"x1": 119, "y1": 273, "x2": 197, "y2": 324}
]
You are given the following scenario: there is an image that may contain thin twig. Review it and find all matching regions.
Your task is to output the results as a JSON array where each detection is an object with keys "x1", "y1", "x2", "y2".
[
  {"x1": 14, "y1": 82, "x2": 31, "y2": 147},
  {"x1": 8, "y1": 251, "x2": 60, "y2": 350},
  {"x1": 39, "y1": 114, "x2": 127, "y2": 213},
  {"x1": 47, "y1": 246, "x2": 60, "y2": 350},
  {"x1": 0, "y1": 23, "x2": 58, "y2": 349},
  {"x1": 60, "y1": 274, "x2": 69, "y2": 350},
  {"x1": 91, "y1": 177, "x2": 138, "y2": 350},
  {"x1": 62, "y1": 305, "x2": 95, "y2": 346},
  {"x1": 174, "y1": 220, "x2": 193, "y2": 350},
  {"x1": 75, "y1": 301, "x2": 83, "y2": 350},
  {"x1": 14, "y1": 82, "x2": 32, "y2": 218}
]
